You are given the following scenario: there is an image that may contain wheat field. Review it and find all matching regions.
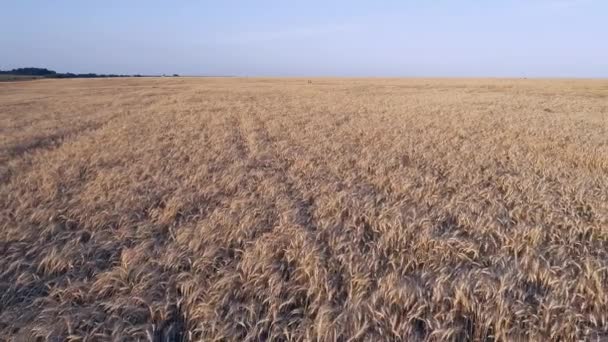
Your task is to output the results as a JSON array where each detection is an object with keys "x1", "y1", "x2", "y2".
[{"x1": 1, "y1": 78, "x2": 607, "y2": 341}]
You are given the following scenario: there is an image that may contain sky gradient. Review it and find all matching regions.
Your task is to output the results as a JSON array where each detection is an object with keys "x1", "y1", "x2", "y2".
[{"x1": 2, "y1": 0, "x2": 607, "y2": 77}]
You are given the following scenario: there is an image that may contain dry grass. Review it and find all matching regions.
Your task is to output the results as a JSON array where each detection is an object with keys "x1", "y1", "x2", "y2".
[{"x1": 1, "y1": 77, "x2": 607, "y2": 341}]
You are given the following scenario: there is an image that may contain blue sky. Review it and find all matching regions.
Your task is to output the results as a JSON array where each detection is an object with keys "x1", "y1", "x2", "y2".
[{"x1": 1, "y1": 0, "x2": 606, "y2": 77}]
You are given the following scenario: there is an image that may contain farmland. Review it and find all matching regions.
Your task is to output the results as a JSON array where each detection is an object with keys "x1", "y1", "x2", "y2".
[
  {"x1": 0, "y1": 75, "x2": 43, "y2": 82},
  {"x1": 1, "y1": 78, "x2": 607, "y2": 341}
]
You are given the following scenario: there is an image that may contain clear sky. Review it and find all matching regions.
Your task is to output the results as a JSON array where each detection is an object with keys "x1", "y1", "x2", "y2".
[{"x1": 2, "y1": 0, "x2": 606, "y2": 77}]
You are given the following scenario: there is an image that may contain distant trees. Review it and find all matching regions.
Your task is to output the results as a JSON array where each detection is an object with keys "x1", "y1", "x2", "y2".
[
  {"x1": 0, "y1": 67, "x2": 173, "y2": 79},
  {"x1": 0, "y1": 67, "x2": 56, "y2": 76}
]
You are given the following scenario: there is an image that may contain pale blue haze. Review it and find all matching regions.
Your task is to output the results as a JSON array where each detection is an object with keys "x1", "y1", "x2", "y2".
[{"x1": 1, "y1": 0, "x2": 606, "y2": 77}]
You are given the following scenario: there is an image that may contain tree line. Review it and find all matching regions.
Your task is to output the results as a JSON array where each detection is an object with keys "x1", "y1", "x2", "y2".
[{"x1": 0, "y1": 67, "x2": 178, "y2": 78}]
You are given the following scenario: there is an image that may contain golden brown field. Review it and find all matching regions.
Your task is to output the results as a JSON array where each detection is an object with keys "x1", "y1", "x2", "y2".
[{"x1": 1, "y1": 77, "x2": 607, "y2": 341}]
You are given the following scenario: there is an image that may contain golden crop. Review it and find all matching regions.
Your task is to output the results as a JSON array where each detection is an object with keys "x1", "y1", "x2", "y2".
[{"x1": 1, "y1": 78, "x2": 607, "y2": 341}]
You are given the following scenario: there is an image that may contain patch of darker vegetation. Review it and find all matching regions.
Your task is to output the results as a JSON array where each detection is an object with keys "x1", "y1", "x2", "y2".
[{"x1": 0, "y1": 67, "x2": 179, "y2": 79}]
